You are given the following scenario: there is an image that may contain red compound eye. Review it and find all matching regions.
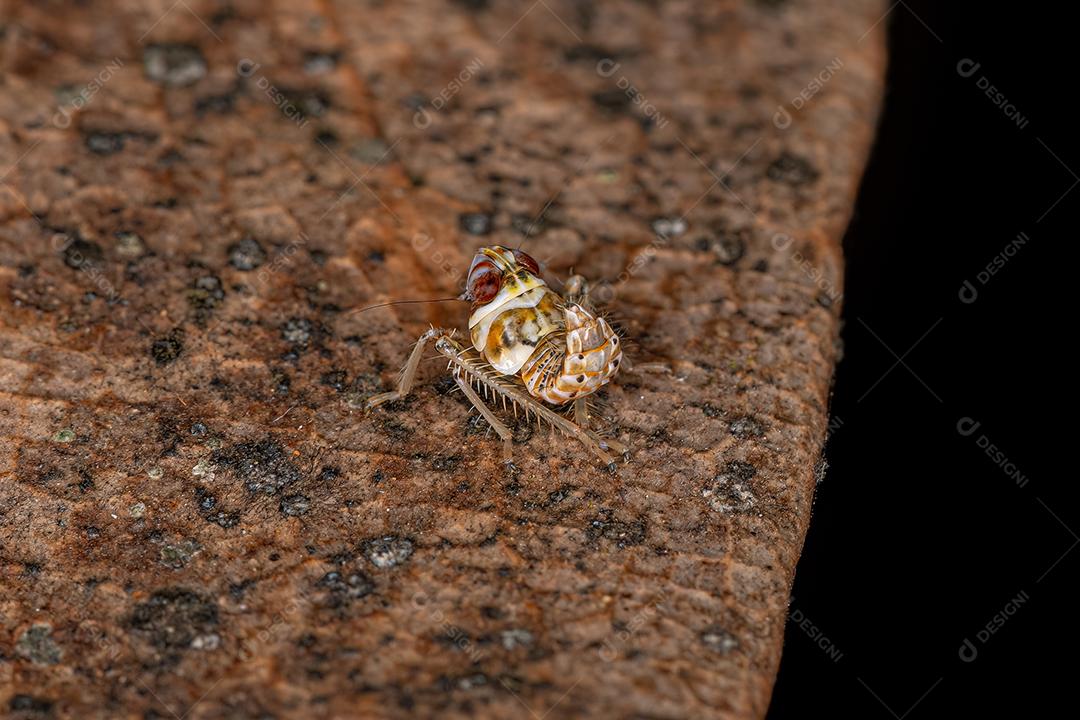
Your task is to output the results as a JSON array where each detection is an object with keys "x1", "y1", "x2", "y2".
[
  {"x1": 513, "y1": 250, "x2": 540, "y2": 275},
  {"x1": 467, "y1": 261, "x2": 501, "y2": 304}
]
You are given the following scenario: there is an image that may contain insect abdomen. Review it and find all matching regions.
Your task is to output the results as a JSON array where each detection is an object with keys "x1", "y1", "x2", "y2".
[{"x1": 520, "y1": 304, "x2": 621, "y2": 405}]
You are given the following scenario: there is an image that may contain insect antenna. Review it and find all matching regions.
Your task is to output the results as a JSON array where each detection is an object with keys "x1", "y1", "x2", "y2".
[{"x1": 347, "y1": 296, "x2": 465, "y2": 316}]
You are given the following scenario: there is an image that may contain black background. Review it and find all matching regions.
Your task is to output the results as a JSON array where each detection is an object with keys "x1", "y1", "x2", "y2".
[{"x1": 768, "y1": 2, "x2": 1067, "y2": 717}]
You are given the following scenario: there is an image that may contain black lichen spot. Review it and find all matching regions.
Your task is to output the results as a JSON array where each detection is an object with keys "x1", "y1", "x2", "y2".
[
  {"x1": 16, "y1": 624, "x2": 62, "y2": 665},
  {"x1": 723, "y1": 460, "x2": 757, "y2": 482},
  {"x1": 188, "y1": 275, "x2": 225, "y2": 313},
  {"x1": 317, "y1": 466, "x2": 341, "y2": 483},
  {"x1": 511, "y1": 417, "x2": 533, "y2": 444},
  {"x1": 281, "y1": 317, "x2": 314, "y2": 347},
  {"x1": 766, "y1": 152, "x2": 820, "y2": 186},
  {"x1": 459, "y1": 212, "x2": 493, "y2": 236},
  {"x1": 380, "y1": 419, "x2": 411, "y2": 441},
  {"x1": 195, "y1": 487, "x2": 217, "y2": 512},
  {"x1": 151, "y1": 328, "x2": 185, "y2": 366},
  {"x1": 816, "y1": 292, "x2": 836, "y2": 309},
  {"x1": 708, "y1": 222, "x2": 748, "y2": 265},
  {"x1": 194, "y1": 89, "x2": 237, "y2": 116},
  {"x1": 314, "y1": 129, "x2": 339, "y2": 147},
  {"x1": 316, "y1": 570, "x2": 375, "y2": 606},
  {"x1": 700, "y1": 625, "x2": 738, "y2": 654},
  {"x1": 752, "y1": 0, "x2": 789, "y2": 9},
  {"x1": 207, "y1": 511, "x2": 240, "y2": 528},
  {"x1": 351, "y1": 138, "x2": 394, "y2": 165},
  {"x1": 229, "y1": 579, "x2": 255, "y2": 600},
  {"x1": 143, "y1": 44, "x2": 207, "y2": 87},
  {"x1": 700, "y1": 403, "x2": 723, "y2": 418},
  {"x1": 431, "y1": 455, "x2": 461, "y2": 472},
  {"x1": 587, "y1": 510, "x2": 646, "y2": 547},
  {"x1": 304, "y1": 51, "x2": 340, "y2": 74},
  {"x1": 277, "y1": 88, "x2": 331, "y2": 120},
  {"x1": 227, "y1": 237, "x2": 266, "y2": 270},
  {"x1": 85, "y1": 132, "x2": 125, "y2": 155},
  {"x1": 9, "y1": 695, "x2": 53, "y2": 716},
  {"x1": 280, "y1": 493, "x2": 311, "y2": 516},
  {"x1": 128, "y1": 588, "x2": 218, "y2": 654},
  {"x1": 563, "y1": 44, "x2": 615, "y2": 62},
  {"x1": 738, "y1": 83, "x2": 762, "y2": 100},
  {"x1": 321, "y1": 369, "x2": 348, "y2": 392},
  {"x1": 157, "y1": 149, "x2": 184, "y2": 166},
  {"x1": 62, "y1": 238, "x2": 103, "y2": 269},
  {"x1": 362, "y1": 535, "x2": 414, "y2": 568},
  {"x1": 703, "y1": 461, "x2": 757, "y2": 514},
  {"x1": 511, "y1": 212, "x2": 548, "y2": 237},
  {"x1": 464, "y1": 414, "x2": 487, "y2": 437},
  {"x1": 434, "y1": 375, "x2": 458, "y2": 396},
  {"x1": 546, "y1": 486, "x2": 572, "y2": 506},
  {"x1": 213, "y1": 438, "x2": 301, "y2": 494},
  {"x1": 272, "y1": 368, "x2": 291, "y2": 394},
  {"x1": 730, "y1": 416, "x2": 765, "y2": 438},
  {"x1": 159, "y1": 540, "x2": 200, "y2": 568},
  {"x1": 591, "y1": 89, "x2": 630, "y2": 112},
  {"x1": 450, "y1": 0, "x2": 490, "y2": 11}
]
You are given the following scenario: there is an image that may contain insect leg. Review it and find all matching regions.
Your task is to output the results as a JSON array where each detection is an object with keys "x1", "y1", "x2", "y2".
[
  {"x1": 563, "y1": 274, "x2": 590, "y2": 306},
  {"x1": 573, "y1": 398, "x2": 629, "y2": 456},
  {"x1": 434, "y1": 335, "x2": 618, "y2": 467},
  {"x1": 454, "y1": 373, "x2": 514, "y2": 465},
  {"x1": 366, "y1": 327, "x2": 453, "y2": 410},
  {"x1": 620, "y1": 356, "x2": 670, "y2": 374}
]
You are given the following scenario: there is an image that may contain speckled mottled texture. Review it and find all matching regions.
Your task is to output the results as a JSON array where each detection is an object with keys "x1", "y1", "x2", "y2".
[{"x1": 0, "y1": 1, "x2": 884, "y2": 718}]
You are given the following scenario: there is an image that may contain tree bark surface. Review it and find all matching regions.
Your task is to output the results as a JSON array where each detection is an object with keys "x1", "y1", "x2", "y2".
[{"x1": 0, "y1": 1, "x2": 884, "y2": 717}]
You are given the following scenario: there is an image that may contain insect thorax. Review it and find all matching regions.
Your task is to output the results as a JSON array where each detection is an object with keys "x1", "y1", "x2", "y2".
[{"x1": 469, "y1": 285, "x2": 563, "y2": 375}]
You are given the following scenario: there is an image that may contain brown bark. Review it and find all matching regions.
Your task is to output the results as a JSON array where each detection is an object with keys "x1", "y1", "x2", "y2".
[{"x1": 0, "y1": 1, "x2": 884, "y2": 717}]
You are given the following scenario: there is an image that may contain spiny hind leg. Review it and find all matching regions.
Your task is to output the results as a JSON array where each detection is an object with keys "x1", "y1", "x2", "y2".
[
  {"x1": 454, "y1": 373, "x2": 515, "y2": 466},
  {"x1": 366, "y1": 327, "x2": 454, "y2": 410},
  {"x1": 434, "y1": 335, "x2": 616, "y2": 467},
  {"x1": 573, "y1": 398, "x2": 629, "y2": 457}
]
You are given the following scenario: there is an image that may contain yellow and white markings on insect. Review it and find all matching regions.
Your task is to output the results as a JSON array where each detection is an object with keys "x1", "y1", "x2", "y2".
[{"x1": 366, "y1": 245, "x2": 627, "y2": 467}]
